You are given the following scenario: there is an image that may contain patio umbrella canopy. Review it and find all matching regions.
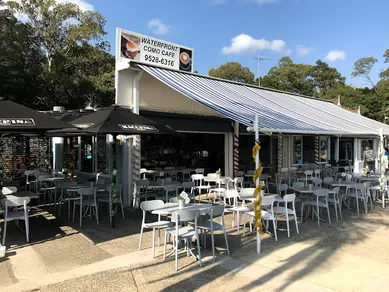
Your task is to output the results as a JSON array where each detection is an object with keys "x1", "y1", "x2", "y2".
[
  {"x1": 70, "y1": 105, "x2": 178, "y2": 135},
  {"x1": 0, "y1": 97, "x2": 71, "y2": 133}
]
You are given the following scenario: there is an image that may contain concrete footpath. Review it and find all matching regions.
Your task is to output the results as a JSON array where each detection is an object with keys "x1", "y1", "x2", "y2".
[{"x1": 2, "y1": 205, "x2": 389, "y2": 291}]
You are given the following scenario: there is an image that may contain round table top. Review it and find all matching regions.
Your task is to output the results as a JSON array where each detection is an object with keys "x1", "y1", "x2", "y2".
[
  {"x1": 204, "y1": 176, "x2": 229, "y2": 182},
  {"x1": 7, "y1": 191, "x2": 39, "y2": 200},
  {"x1": 151, "y1": 203, "x2": 213, "y2": 215},
  {"x1": 329, "y1": 181, "x2": 356, "y2": 187}
]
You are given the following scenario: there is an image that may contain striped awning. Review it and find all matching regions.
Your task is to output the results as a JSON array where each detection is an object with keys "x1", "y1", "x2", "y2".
[{"x1": 138, "y1": 64, "x2": 389, "y2": 136}]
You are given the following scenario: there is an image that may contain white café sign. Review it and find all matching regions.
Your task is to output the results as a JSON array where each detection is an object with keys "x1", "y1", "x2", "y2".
[{"x1": 117, "y1": 28, "x2": 194, "y2": 72}]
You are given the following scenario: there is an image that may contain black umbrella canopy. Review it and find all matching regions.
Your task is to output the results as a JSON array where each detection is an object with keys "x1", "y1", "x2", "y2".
[
  {"x1": 70, "y1": 105, "x2": 179, "y2": 135},
  {"x1": 0, "y1": 97, "x2": 72, "y2": 133}
]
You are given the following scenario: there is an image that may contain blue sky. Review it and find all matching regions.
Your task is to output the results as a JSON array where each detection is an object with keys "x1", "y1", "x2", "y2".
[{"x1": 82, "y1": 0, "x2": 388, "y2": 86}]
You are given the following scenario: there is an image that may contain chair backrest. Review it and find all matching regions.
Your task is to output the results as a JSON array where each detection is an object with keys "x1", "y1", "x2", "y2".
[
  {"x1": 246, "y1": 170, "x2": 255, "y2": 175},
  {"x1": 325, "y1": 164, "x2": 332, "y2": 168},
  {"x1": 205, "y1": 204, "x2": 225, "y2": 218},
  {"x1": 164, "y1": 184, "x2": 178, "y2": 192},
  {"x1": 323, "y1": 177, "x2": 334, "y2": 184},
  {"x1": 332, "y1": 187, "x2": 340, "y2": 194},
  {"x1": 195, "y1": 168, "x2": 204, "y2": 174},
  {"x1": 140, "y1": 199, "x2": 165, "y2": 212},
  {"x1": 277, "y1": 184, "x2": 289, "y2": 194},
  {"x1": 3, "y1": 196, "x2": 30, "y2": 208},
  {"x1": 261, "y1": 195, "x2": 276, "y2": 206},
  {"x1": 191, "y1": 173, "x2": 204, "y2": 180},
  {"x1": 293, "y1": 182, "x2": 304, "y2": 188},
  {"x1": 289, "y1": 166, "x2": 297, "y2": 171},
  {"x1": 235, "y1": 171, "x2": 244, "y2": 177},
  {"x1": 169, "y1": 197, "x2": 190, "y2": 204},
  {"x1": 305, "y1": 170, "x2": 313, "y2": 176},
  {"x1": 172, "y1": 209, "x2": 199, "y2": 223},
  {"x1": 314, "y1": 189, "x2": 328, "y2": 197},
  {"x1": 77, "y1": 187, "x2": 97, "y2": 196},
  {"x1": 313, "y1": 178, "x2": 322, "y2": 187},
  {"x1": 2, "y1": 186, "x2": 17, "y2": 195},
  {"x1": 314, "y1": 169, "x2": 321, "y2": 176},
  {"x1": 224, "y1": 189, "x2": 239, "y2": 200},
  {"x1": 346, "y1": 174, "x2": 353, "y2": 181},
  {"x1": 206, "y1": 173, "x2": 218, "y2": 178},
  {"x1": 240, "y1": 188, "x2": 255, "y2": 197},
  {"x1": 181, "y1": 181, "x2": 194, "y2": 190},
  {"x1": 283, "y1": 193, "x2": 296, "y2": 203}
]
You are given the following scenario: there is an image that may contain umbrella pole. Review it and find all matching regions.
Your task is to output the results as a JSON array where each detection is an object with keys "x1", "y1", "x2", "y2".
[{"x1": 111, "y1": 135, "x2": 118, "y2": 228}]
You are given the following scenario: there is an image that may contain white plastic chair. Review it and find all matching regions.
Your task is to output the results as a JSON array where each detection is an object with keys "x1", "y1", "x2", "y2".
[
  {"x1": 240, "y1": 188, "x2": 256, "y2": 205},
  {"x1": 273, "y1": 193, "x2": 299, "y2": 237},
  {"x1": 97, "y1": 185, "x2": 125, "y2": 222},
  {"x1": 341, "y1": 183, "x2": 372, "y2": 215},
  {"x1": 323, "y1": 177, "x2": 334, "y2": 188},
  {"x1": 180, "y1": 182, "x2": 194, "y2": 201},
  {"x1": 301, "y1": 189, "x2": 331, "y2": 227},
  {"x1": 163, "y1": 209, "x2": 202, "y2": 272},
  {"x1": 139, "y1": 200, "x2": 172, "y2": 258},
  {"x1": 277, "y1": 184, "x2": 289, "y2": 196},
  {"x1": 244, "y1": 195, "x2": 278, "y2": 241},
  {"x1": 327, "y1": 187, "x2": 342, "y2": 222},
  {"x1": 191, "y1": 174, "x2": 210, "y2": 202},
  {"x1": 209, "y1": 177, "x2": 229, "y2": 202},
  {"x1": 58, "y1": 181, "x2": 79, "y2": 220},
  {"x1": 163, "y1": 184, "x2": 178, "y2": 203},
  {"x1": 298, "y1": 170, "x2": 313, "y2": 187},
  {"x1": 24, "y1": 170, "x2": 38, "y2": 192},
  {"x1": 197, "y1": 205, "x2": 230, "y2": 261},
  {"x1": 134, "y1": 179, "x2": 151, "y2": 207},
  {"x1": 73, "y1": 187, "x2": 99, "y2": 227},
  {"x1": 2, "y1": 196, "x2": 30, "y2": 245},
  {"x1": 235, "y1": 170, "x2": 244, "y2": 177},
  {"x1": 314, "y1": 169, "x2": 321, "y2": 178},
  {"x1": 313, "y1": 178, "x2": 322, "y2": 188},
  {"x1": 37, "y1": 175, "x2": 56, "y2": 205},
  {"x1": 230, "y1": 177, "x2": 244, "y2": 192},
  {"x1": 195, "y1": 168, "x2": 205, "y2": 174},
  {"x1": 180, "y1": 169, "x2": 192, "y2": 182},
  {"x1": 223, "y1": 190, "x2": 250, "y2": 232}
]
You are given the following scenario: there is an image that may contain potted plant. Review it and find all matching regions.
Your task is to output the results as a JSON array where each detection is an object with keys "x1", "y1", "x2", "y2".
[
  {"x1": 337, "y1": 172, "x2": 346, "y2": 183},
  {"x1": 178, "y1": 192, "x2": 187, "y2": 209},
  {"x1": 215, "y1": 168, "x2": 221, "y2": 178}
]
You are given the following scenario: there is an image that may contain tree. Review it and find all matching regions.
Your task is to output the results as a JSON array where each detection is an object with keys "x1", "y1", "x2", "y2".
[
  {"x1": 352, "y1": 57, "x2": 379, "y2": 95},
  {"x1": 379, "y1": 49, "x2": 389, "y2": 80},
  {"x1": 0, "y1": 2, "x2": 43, "y2": 106},
  {"x1": 6, "y1": 0, "x2": 114, "y2": 109},
  {"x1": 311, "y1": 60, "x2": 346, "y2": 94},
  {"x1": 261, "y1": 56, "x2": 315, "y2": 96},
  {"x1": 209, "y1": 62, "x2": 255, "y2": 84}
]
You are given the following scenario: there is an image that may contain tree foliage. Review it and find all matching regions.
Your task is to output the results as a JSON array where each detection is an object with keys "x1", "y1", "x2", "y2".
[
  {"x1": 1, "y1": 0, "x2": 114, "y2": 110},
  {"x1": 209, "y1": 62, "x2": 255, "y2": 84}
]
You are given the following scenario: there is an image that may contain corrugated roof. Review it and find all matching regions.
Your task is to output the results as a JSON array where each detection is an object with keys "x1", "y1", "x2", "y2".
[{"x1": 138, "y1": 64, "x2": 389, "y2": 136}]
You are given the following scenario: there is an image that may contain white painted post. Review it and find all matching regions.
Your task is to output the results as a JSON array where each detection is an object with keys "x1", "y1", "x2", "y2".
[
  {"x1": 379, "y1": 129, "x2": 386, "y2": 208},
  {"x1": 254, "y1": 114, "x2": 261, "y2": 254}
]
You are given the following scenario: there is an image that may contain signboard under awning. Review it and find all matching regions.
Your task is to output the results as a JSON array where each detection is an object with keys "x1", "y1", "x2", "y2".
[
  {"x1": 116, "y1": 28, "x2": 194, "y2": 73},
  {"x1": 0, "y1": 118, "x2": 35, "y2": 126}
]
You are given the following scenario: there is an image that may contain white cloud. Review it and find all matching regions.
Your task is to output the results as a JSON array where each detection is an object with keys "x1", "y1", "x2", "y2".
[
  {"x1": 325, "y1": 50, "x2": 346, "y2": 62},
  {"x1": 57, "y1": 0, "x2": 94, "y2": 11},
  {"x1": 296, "y1": 44, "x2": 311, "y2": 56},
  {"x1": 251, "y1": 0, "x2": 278, "y2": 5},
  {"x1": 222, "y1": 34, "x2": 286, "y2": 54},
  {"x1": 148, "y1": 18, "x2": 170, "y2": 35},
  {"x1": 285, "y1": 49, "x2": 293, "y2": 55}
]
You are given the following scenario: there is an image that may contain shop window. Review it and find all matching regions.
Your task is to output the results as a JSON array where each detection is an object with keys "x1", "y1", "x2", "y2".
[
  {"x1": 293, "y1": 136, "x2": 303, "y2": 164},
  {"x1": 361, "y1": 139, "x2": 373, "y2": 160},
  {"x1": 320, "y1": 137, "x2": 328, "y2": 162},
  {"x1": 339, "y1": 138, "x2": 353, "y2": 162}
]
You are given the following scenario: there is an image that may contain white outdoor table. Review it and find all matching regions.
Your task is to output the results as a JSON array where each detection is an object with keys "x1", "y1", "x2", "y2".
[
  {"x1": 291, "y1": 187, "x2": 336, "y2": 194},
  {"x1": 152, "y1": 202, "x2": 212, "y2": 216},
  {"x1": 360, "y1": 176, "x2": 381, "y2": 182},
  {"x1": 204, "y1": 176, "x2": 229, "y2": 183}
]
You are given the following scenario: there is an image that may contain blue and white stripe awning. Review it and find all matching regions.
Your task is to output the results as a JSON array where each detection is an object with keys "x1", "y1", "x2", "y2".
[{"x1": 139, "y1": 64, "x2": 389, "y2": 136}]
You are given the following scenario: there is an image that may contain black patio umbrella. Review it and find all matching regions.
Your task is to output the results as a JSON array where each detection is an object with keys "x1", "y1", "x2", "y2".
[
  {"x1": 69, "y1": 105, "x2": 180, "y2": 228},
  {"x1": 69, "y1": 104, "x2": 178, "y2": 135},
  {"x1": 0, "y1": 97, "x2": 72, "y2": 133}
]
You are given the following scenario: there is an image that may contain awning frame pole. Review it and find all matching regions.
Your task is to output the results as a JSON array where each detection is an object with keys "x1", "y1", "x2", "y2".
[{"x1": 254, "y1": 113, "x2": 261, "y2": 254}]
